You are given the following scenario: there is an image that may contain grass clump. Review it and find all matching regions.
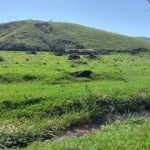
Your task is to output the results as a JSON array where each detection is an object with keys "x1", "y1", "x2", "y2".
[{"x1": 0, "y1": 73, "x2": 40, "y2": 83}]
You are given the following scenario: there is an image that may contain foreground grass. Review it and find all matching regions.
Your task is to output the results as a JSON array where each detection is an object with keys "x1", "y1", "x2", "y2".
[
  {"x1": 21, "y1": 116, "x2": 150, "y2": 150},
  {"x1": 0, "y1": 51, "x2": 149, "y2": 148}
]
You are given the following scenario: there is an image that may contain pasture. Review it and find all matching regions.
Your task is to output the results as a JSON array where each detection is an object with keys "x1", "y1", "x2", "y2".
[{"x1": 0, "y1": 51, "x2": 149, "y2": 149}]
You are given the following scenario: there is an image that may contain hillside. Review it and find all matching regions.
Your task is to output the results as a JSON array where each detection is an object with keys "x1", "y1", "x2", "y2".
[
  {"x1": 138, "y1": 37, "x2": 150, "y2": 41},
  {"x1": 0, "y1": 20, "x2": 150, "y2": 52}
]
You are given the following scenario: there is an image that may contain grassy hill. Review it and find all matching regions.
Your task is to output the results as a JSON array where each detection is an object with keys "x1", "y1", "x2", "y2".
[
  {"x1": 0, "y1": 20, "x2": 150, "y2": 52},
  {"x1": 138, "y1": 37, "x2": 150, "y2": 41}
]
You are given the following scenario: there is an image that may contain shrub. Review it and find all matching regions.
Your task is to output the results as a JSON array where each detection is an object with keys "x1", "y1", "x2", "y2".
[
  {"x1": 26, "y1": 51, "x2": 37, "y2": 55},
  {"x1": 0, "y1": 56, "x2": 4, "y2": 62},
  {"x1": 23, "y1": 74, "x2": 37, "y2": 81}
]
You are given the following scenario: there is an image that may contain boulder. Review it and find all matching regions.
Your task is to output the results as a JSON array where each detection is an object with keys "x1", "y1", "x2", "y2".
[{"x1": 70, "y1": 70, "x2": 92, "y2": 78}]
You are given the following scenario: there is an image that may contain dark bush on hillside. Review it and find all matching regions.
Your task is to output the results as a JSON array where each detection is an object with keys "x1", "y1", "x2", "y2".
[
  {"x1": 26, "y1": 51, "x2": 37, "y2": 54},
  {"x1": 23, "y1": 74, "x2": 37, "y2": 81},
  {"x1": 26, "y1": 58, "x2": 29, "y2": 61},
  {"x1": 34, "y1": 23, "x2": 53, "y2": 33},
  {"x1": 0, "y1": 56, "x2": 4, "y2": 62},
  {"x1": 70, "y1": 64, "x2": 76, "y2": 67},
  {"x1": 130, "y1": 48, "x2": 149, "y2": 55}
]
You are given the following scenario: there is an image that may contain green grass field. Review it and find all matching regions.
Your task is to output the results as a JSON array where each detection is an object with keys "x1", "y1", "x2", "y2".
[{"x1": 0, "y1": 51, "x2": 150, "y2": 149}]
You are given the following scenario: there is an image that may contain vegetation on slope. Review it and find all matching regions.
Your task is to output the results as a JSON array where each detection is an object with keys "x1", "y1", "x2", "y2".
[
  {"x1": 138, "y1": 37, "x2": 150, "y2": 41},
  {"x1": 0, "y1": 20, "x2": 150, "y2": 52}
]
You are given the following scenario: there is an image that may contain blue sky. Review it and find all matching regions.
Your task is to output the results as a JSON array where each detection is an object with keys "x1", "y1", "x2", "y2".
[{"x1": 0, "y1": 0, "x2": 150, "y2": 36}]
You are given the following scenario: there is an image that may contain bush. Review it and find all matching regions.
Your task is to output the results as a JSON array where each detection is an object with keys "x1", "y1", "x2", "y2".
[
  {"x1": 0, "y1": 56, "x2": 4, "y2": 62},
  {"x1": 23, "y1": 74, "x2": 37, "y2": 81},
  {"x1": 26, "y1": 51, "x2": 37, "y2": 55}
]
